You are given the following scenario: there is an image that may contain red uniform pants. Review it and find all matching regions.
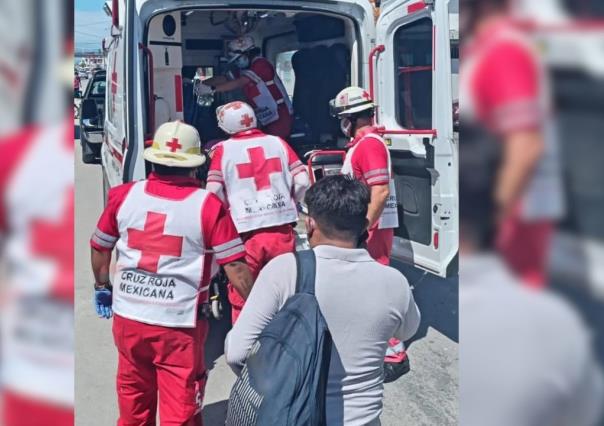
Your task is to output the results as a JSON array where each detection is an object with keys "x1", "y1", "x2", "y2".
[
  {"x1": 262, "y1": 106, "x2": 293, "y2": 140},
  {"x1": 497, "y1": 214, "x2": 554, "y2": 289},
  {"x1": 228, "y1": 224, "x2": 296, "y2": 323},
  {"x1": 366, "y1": 226, "x2": 407, "y2": 363},
  {"x1": 2, "y1": 391, "x2": 73, "y2": 426},
  {"x1": 112, "y1": 314, "x2": 208, "y2": 426}
]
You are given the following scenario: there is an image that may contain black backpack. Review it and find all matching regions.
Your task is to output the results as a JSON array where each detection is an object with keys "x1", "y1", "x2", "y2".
[{"x1": 226, "y1": 250, "x2": 332, "y2": 426}]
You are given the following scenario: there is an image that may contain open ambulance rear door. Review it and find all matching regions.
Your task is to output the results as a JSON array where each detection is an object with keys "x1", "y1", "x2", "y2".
[{"x1": 374, "y1": 0, "x2": 458, "y2": 277}]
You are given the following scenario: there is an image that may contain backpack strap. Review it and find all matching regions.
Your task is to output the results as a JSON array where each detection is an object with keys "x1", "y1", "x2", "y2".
[{"x1": 295, "y1": 250, "x2": 317, "y2": 295}]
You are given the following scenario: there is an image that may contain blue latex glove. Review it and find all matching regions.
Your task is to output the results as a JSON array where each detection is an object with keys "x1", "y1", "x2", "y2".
[{"x1": 94, "y1": 287, "x2": 113, "y2": 319}]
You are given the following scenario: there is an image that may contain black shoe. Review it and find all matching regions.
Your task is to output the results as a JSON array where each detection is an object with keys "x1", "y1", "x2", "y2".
[{"x1": 383, "y1": 356, "x2": 411, "y2": 383}]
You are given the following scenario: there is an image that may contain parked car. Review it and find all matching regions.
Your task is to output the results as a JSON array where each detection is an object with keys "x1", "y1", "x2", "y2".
[{"x1": 79, "y1": 70, "x2": 106, "y2": 164}]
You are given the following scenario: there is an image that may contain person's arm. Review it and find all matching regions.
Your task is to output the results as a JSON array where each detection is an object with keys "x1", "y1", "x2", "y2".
[
  {"x1": 282, "y1": 139, "x2": 310, "y2": 203},
  {"x1": 206, "y1": 145, "x2": 226, "y2": 202},
  {"x1": 223, "y1": 260, "x2": 254, "y2": 301},
  {"x1": 495, "y1": 130, "x2": 544, "y2": 221},
  {"x1": 224, "y1": 253, "x2": 297, "y2": 374},
  {"x1": 367, "y1": 184, "x2": 390, "y2": 228},
  {"x1": 213, "y1": 76, "x2": 250, "y2": 93},
  {"x1": 478, "y1": 42, "x2": 545, "y2": 221},
  {"x1": 203, "y1": 193, "x2": 253, "y2": 299},
  {"x1": 91, "y1": 247, "x2": 112, "y2": 286},
  {"x1": 202, "y1": 75, "x2": 229, "y2": 87}
]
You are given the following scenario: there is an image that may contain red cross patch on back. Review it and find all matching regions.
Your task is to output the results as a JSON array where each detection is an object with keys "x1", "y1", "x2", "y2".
[
  {"x1": 127, "y1": 212, "x2": 184, "y2": 273},
  {"x1": 236, "y1": 146, "x2": 283, "y2": 191}
]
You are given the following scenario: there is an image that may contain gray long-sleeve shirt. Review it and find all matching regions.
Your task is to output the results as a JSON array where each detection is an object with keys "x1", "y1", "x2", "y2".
[{"x1": 225, "y1": 245, "x2": 421, "y2": 426}]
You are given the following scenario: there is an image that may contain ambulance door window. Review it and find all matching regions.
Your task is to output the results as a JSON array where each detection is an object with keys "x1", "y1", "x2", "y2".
[
  {"x1": 275, "y1": 50, "x2": 297, "y2": 98},
  {"x1": 394, "y1": 17, "x2": 433, "y2": 130}
]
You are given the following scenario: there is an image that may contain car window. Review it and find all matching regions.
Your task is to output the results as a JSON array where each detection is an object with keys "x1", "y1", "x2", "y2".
[
  {"x1": 394, "y1": 18, "x2": 433, "y2": 130},
  {"x1": 90, "y1": 79, "x2": 106, "y2": 97}
]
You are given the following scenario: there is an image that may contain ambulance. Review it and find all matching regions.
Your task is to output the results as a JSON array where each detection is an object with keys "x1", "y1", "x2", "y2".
[{"x1": 100, "y1": 0, "x2": 459, "y2": 278}]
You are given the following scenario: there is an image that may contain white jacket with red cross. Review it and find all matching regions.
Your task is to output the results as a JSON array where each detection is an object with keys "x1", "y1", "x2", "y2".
[
  {"x1": 207, "y1": 129, "x2": 309, "y2": 233},
  {"x1": 90, "y1": 174, "x2": 246, "y2": 328}
]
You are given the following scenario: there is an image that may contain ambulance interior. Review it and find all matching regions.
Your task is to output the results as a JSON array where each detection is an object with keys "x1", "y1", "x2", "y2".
[{"x1": 145, "y1": 10, "x2": 356, "y2": 158}]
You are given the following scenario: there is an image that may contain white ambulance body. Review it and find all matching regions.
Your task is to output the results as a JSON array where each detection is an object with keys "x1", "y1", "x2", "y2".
[{"x1": 102, "y1": 0, "x2": 459, "y2": 277}]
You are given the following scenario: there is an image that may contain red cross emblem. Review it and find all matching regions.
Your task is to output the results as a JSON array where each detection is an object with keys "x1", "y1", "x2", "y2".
[
  {"x1": 240, "y1": 113, "x2": 254, "y2": 128},
  {"x1": 229, "y1": 101, "x2": 243, "y2": 110},
  {"x1": 362, "y1": 91, "x2": 371, "y2": 100},
  {"x1": 166, "y1": 138, "x2": 182, "y2": 152},
  {"x1": 31, "y1": 190, "x2": 74, "y2": 300},
  {"x1": 236, "y1": 147, "x2": 283, "y2": 191},
  {"x1": 127, "y1": 212, "x2": 184, "y2": 273}
]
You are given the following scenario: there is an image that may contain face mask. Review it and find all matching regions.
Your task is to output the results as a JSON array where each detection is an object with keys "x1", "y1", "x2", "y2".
[
  {"x1": 235, "y1": 55, "x2": 250, "y2": 69},
  {"x1": 340, "y1": 118, "x2": 353, "y2": 137}
]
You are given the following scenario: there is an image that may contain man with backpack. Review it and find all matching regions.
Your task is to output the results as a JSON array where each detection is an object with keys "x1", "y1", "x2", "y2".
[
  {"x1": 225, "y1": 175, "x2": 420, "y2": 426},
  {"x1": 206, "y1": 101, "x2": 310, "y2": 323}
]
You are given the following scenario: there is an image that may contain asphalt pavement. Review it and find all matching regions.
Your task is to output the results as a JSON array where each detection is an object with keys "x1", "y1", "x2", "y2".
[{"x1": 74, "y1": 118, "x2": 459, "y2": 425}]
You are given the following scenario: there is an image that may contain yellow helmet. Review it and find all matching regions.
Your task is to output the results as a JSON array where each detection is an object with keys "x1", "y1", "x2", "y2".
[{"x1": 143, "y1": 121, "x2": 206, "y2": 168}]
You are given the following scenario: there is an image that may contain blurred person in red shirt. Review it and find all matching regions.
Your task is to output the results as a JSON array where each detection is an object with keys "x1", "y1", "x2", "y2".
[{"x1": 460, "y1": 0, "x2": 565, "y2": 289}]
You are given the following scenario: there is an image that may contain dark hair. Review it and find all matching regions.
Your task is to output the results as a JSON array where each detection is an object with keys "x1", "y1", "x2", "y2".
[
  {"x1": 152, "y1": 163, "x2": 195, "y2": 177},
  {"x1": 305, "y1": 175, "x2": 370, "y2": 241}
]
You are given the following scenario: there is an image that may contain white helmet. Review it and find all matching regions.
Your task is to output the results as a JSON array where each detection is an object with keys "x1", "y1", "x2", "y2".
[
  {"x1": 227, "y1": 35, "x2": 256, "y2": 54},
  {"x1": 216, "y1": 101, "x2": 257, "y2": 135},
  {"x1": 329, "y1": 86, "x2": 375, "y2": 117},
  {"x1": 143, "y1": 121, "x2": 206, "y2": 168}
]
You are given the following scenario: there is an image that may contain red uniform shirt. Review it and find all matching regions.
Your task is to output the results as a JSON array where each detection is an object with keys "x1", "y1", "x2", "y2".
[
  {"x1": 347, "y1": 126, "x2": 391, "y2": 187},
  {"x1": 91, "y1": 173, "x2": 245, "y2": 272},
  {"x1": 463, "y1": 19, "x2": 544, "y2": 135},
  {"x1": 236, "y1": 58, "x2": 285, "y2": 107}
]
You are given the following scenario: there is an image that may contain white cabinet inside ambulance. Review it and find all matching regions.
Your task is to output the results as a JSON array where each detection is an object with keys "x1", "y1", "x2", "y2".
[{"x1": 101, "y1": 0, "x2": 458, "y2": 278}]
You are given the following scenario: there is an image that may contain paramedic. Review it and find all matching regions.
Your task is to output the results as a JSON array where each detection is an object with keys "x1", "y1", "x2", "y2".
[
  {"x1": 460, "y1": 0, "x2": 564, "y2": 288},
  {"x1": 90, "y1": 121, "x2": 253, "y2": 425},
  {"x1": 225, "y1": 175, "x2": 421, "y2": 425},
  {"x1": 200, "y1": 35, "x2": 294, "y2": 140},
  {"x1": 206, "y1": 101, "x2": 310, "y2": 323},
  {"x1": 330, "y1": 86, "x2": 409, "y2": 381}
]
